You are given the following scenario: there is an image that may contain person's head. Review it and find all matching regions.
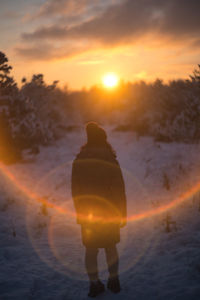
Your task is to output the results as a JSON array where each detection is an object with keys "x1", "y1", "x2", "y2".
[{"x1": 85, "y1": 122, "x2": 107, "y2": 146}]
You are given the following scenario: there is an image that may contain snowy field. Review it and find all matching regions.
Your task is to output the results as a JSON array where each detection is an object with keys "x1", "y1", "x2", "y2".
[{"x1": 1, "y1": 127, "x2": 200, "y2": 299}]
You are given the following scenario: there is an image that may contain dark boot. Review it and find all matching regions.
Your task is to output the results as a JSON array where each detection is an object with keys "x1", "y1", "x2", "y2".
[
  {"x1": 88, "y1": 280, "x2": 105, "y2": 298},
  {"x1": 107, "y1": 276, "x2": 121, "y2": 293}
]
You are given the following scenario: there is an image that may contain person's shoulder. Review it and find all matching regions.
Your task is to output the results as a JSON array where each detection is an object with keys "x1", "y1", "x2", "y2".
[
  {"x1": 74, "y1": 145, "x2": 90, "y2": 160},
  {"x1": 97, "y1": 146, "x2": 118, "y2": 163},
  {"x1": 73, "y1": 144, "x2": 118, "y2": 163}
]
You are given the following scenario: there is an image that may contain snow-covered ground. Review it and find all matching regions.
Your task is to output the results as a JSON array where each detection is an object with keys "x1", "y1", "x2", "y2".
[{"x1": 1, "y1": 127, "x2": 200, "y2": 299}]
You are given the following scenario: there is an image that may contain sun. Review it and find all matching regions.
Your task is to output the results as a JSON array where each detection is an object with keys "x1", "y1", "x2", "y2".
[{"x1": 102, "y1": 73, "x2": 119, "y2": 88}]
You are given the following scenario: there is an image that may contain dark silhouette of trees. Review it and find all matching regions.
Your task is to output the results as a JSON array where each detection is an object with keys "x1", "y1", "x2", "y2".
[
  {"x1": 0, "y1": 51, "x2": 16, "y2": 95},
  {"x1": 190, "y1": 64, "x2": 200, "y2": 84},
  {"x1": 0, "y1": 49, "x2": 200, "y2": 163},
  {"x1": 0, "y1": 51, "x2": 71, "y2": 163},
  {"x1": 0, "y1": 52, "x2": 20, "y2": 163}
]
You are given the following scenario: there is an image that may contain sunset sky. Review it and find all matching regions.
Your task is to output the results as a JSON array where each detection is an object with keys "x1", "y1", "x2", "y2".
[{"x1": 1, "y1": 0, "x2": 200, "y2": 90}]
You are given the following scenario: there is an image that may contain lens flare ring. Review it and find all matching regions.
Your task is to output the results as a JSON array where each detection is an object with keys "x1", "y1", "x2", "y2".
[
  {"x1": 1, "y1": 161, "x2": 200, "y2": 225},
  {"x1": 0, "y1": 161, "x2": 200, "y2": 279}
]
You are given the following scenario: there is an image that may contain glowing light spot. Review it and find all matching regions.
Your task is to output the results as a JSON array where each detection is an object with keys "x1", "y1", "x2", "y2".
[
  {"x1": 102, "y1": 73, "x2": 119, "y2": 88},
  {"x1": 88, "y1": 213, "x2": 93, "y2": 221}
]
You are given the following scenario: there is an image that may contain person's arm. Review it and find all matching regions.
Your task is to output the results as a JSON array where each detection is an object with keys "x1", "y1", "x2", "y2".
[
  {"x1": 117, "y1": 164, "x2": 127, "y2": 227},
  {"x1": 110, "y1": 160, "x2": 127, "y2": 226},
  {"x1": 71, "y1": 159, "x2": 83, "y2": 224}
]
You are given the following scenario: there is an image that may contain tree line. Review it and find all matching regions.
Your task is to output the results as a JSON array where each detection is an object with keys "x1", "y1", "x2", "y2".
[{"x1": 0, "y1": 50, "x2": 200, "y2": 164}]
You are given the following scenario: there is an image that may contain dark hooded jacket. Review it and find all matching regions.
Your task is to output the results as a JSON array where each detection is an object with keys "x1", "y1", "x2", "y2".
[{"x1": 71, "y1": 143, "x2": 126, "y2": 247}]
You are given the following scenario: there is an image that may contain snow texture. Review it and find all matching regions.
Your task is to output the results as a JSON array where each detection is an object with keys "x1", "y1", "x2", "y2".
[{"x1": 1, "y1": 127, "x2": 200, "y2": 299}]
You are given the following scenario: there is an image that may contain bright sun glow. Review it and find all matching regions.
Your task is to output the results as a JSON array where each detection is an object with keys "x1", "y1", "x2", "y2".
[{"x1": 102, "y1": 73, "x2": 119, "y2": 88}]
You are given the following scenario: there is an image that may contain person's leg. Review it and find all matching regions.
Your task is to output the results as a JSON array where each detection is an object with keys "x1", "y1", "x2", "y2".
[
  {"x1": 85, "y1": 247, "x2": 105, "y2": 297},
  {"x1": 85, "y1": 247, "x2": 99, "y2": 281},
  {"x1": 105, "y1": 245, "x2": 121, "y2": 293},
  {"x1": 105, "y1": 244, "x2": 119, "y2": 278}
]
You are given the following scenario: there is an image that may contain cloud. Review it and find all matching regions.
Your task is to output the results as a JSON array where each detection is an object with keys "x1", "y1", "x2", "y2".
[
  {"x1": 25, "y1": 0, "x2": 119, "y2": 28},
  {"x1": 1, "y1": 11, "x2": 22, "y2": 19},
  {"x1": 192, "y1": 39, "x2": 200, "y2": 48},
  {"x1": 21, "y1": 0, "x2": 93, "y2": 23},
  {"x1": 15, "y1": 43, "x2": 88, "y2": 61},
  {"x1": 78, "y1": 60, "x2": 104, "y2": 65},
  {"x1": 34, "y1": 0, "x2": 116, "y2": 19},
  {"x1": 22, "y1": 26, "x2": 69, "y2": 41},
  {"x1": 18, "y1": 0, "x2": 200, "y2": 60},
  {"x1": 15, "y1": 44, "x2": 54, "y2": 60},
  {"x1": 22, "y1": 0, "x2": 200, "y2": 44},
  {"x1": 36, "y1": 0, "x2": 91, "y2": 17},
  {"x1": 159, "y1": 0, "x2": 200, "y2": 37}
]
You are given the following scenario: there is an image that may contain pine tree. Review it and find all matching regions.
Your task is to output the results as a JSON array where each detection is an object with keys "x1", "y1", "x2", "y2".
[
  {"x1": 0, "y1": 51, "x2": 16, "y2": 95},
  {"x1": 190, "y1": 64, "x2": 200, "y2": 84}
]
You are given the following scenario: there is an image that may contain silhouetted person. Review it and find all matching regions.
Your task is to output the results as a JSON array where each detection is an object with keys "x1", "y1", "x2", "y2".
[{"x1": 71, "y1": 122, "x2": 127, "y2": 297}]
